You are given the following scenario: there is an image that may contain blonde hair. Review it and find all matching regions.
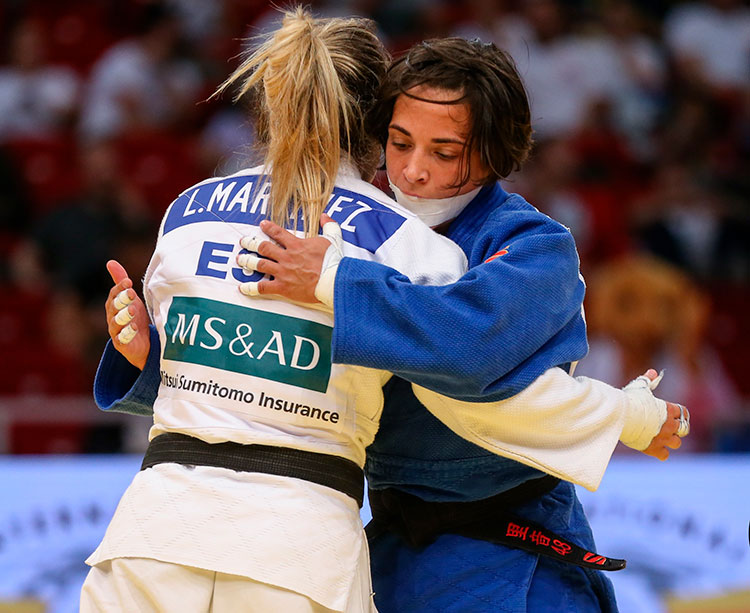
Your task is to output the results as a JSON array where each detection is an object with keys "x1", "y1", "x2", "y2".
[{"x1": 215, "y1": 7, "x2": 388, "y2": 235}]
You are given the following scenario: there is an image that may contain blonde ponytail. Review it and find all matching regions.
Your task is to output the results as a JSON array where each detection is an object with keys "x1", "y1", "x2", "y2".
[{"x1": 215, "y1": 7, "x2": 388, "y2": 236}]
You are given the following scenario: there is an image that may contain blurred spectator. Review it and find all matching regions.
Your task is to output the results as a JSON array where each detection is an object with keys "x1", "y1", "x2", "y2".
[
  {"x1": 7, "y1": 139, "x2": 155, "y2": 386},
  {"x1": 164, "y1": 0, "x2": 225, "y2": 48},
  {"x1": 0, "y1": 17, "x2": 80, "y2": 142},
  {"x1": 10, "y1": 140, "x2": 152, "y2": 301},
  {"x1": 498, "y1": 0, "x2": 605, "y2": 138},
  {"x1": 663, "y1": 0, "x2": 750, "y2": 98},
  {"x1": 575, "y1": 255, "x2": 743, "y2": 452},
  {"x1": 630, "y1": 160, "x2": 750, "y2": 284},
  {"x1": 0, "y1": 146, "x2": 30, "y2": 280},
  {"x1": 79, "y1": 2, "x2": 204, "y2": 141},
  {"x1": 198, "y1": 100, "x2": 257, "y2": 176},
  {"x1": 508, "y1": 137, "x2": 630, "y2": 272},
  {"x1": 450, "y1": 0, "x2": 517, "y2": 42},
  {"x1": 574, "y1": 1, "x2": 667, "y2": 157},
  {"x1": 655, "y1": 90, "x2": 730, "y2": 169}
]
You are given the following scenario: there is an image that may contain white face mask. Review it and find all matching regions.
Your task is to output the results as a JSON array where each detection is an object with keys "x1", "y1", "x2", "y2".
[{"x1": 388, "y1": 176, "x2": 482, "y2": 227}]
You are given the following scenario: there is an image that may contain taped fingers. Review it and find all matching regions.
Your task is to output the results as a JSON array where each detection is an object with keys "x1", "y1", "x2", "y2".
[
  {"x1": 113, "y1": 289, "x2": 133, "y2": 311},
  {"x1": 676, "y1": 404, "x2": 690, "y2": 438},
  {"x1": 239, "y1": 282, "x2": 260, "y2": 297},
  {"x1": 240, "y1": 234, "x2": 281, "y2": 253},
  {"x1": 648, "y1": 369, "x2": 665, "y2": 390},
  {"x1": 321, "y1": 219, "x2": 343, "y2": 244},
  {"x1": 237, "y1": 252, "x2": 280, "y2": 276},
  {"x1": 114, "y1": 307, "x2": 134, "y2": 326},
  {"x1": 633, "y1": 369, "x2": 664, "y2": 391},
  {"x1": 237, "y1": 253, "x2": 262, "y2": 272},
  {"x1": 239, "y1": 235, "x2": 264, "y2": 252},
  {"x1": 118, "y1": 324, "x2": 137, "y2": 345}
]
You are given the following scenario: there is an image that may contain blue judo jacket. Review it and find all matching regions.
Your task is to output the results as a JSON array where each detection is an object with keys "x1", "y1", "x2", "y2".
[
  {"x1": 334, "y1": 182, "x2": 589, "y2": 501},
  {"x1": 330, "y1": 183, "x2": 616, "y2": 612}
]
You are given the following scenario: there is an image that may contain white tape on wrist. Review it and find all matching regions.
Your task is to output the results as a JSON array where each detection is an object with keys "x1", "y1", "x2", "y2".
[
  {"x1": 113, "y1": 289, "x2": 133, "y2": 311},
  {"x1": 620, "y1": 372, "x2": 668, "y2": 450},
  {"x1": 118, "y1": 323, "x2": 137, "y2": 345},
  {"x1": 313, "y1": 221, "x2": 343, "y2": 309},
  {"x1": 115, "y1": 307, "x2": 134, "y2": 326}
]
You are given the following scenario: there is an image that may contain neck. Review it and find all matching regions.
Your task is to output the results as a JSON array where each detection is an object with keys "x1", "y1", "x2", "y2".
[{"x1": 431, "y1": 219, "x2": 453, "y2": 235}]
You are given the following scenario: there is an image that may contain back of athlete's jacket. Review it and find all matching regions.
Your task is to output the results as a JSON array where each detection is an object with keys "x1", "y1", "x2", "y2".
[{"x1": 144, "y1": 164, "x2": 468, "y2": 468}]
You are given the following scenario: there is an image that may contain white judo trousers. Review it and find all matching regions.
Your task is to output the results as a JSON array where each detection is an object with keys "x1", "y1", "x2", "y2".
[{"x1": 81, "y1": 553, "x2": 374, "y2": 612}]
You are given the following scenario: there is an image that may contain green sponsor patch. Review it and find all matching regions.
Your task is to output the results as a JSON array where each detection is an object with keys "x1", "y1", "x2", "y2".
[{"x1": 163, "y1": 296, "x2": 332, "y2": 392}]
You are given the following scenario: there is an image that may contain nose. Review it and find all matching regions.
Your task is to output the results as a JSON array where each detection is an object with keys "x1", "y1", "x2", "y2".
[{"x1": 402, "y1": 151, "x2": 429, "y2": 185}]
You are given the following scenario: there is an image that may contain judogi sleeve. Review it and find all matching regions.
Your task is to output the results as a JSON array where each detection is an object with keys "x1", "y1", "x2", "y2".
[
  {"x1": 93, "y1": 190, "x2": 175, "y2": 417},
  {"x1": 332, "y1": 213, "x2": 588, "y2": 402},
  {"x1": 94, "y1": 325, "x2": 161, "y2": 416},
  {"x1": 412, "y1": 368, "x2": 667, "y2": 491}
]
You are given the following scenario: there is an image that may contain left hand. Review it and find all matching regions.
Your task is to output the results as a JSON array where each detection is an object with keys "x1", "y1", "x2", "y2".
[
  {"x1": 236, "y1": 215, "x2": 334, "y2": 303},
  {"x1": 641, "y1": 400, "x2": 686, "y2": 461},
  {"x1": 621, "y1": 368, "x2": 689, "y2": 461},
  {"x1": 104, "y1": 260, "x2": 151, "y2": 370},
  {"x1": 633, "y1": 368, "x2": 688, "y2": 461}
]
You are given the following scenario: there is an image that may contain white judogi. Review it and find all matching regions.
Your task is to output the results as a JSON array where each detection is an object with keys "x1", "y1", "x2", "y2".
[{"x1": 85, "y1": 165, "x2": 468, "y2": 612}]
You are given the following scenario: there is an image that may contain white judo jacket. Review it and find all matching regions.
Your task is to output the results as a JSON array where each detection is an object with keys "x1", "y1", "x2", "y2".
[{"x1": 86, "y1": 165, "x2": 468, "y2": 611}]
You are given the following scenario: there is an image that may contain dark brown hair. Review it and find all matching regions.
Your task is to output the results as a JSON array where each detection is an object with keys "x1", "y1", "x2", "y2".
[{"x1": 369, "y1": 37, "x2": 533, "y2": 187}]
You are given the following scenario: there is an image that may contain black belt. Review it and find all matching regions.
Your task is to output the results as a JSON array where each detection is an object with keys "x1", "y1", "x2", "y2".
[
  {"x1": 367, "y1": 476, "x2": 625, "y2": 572},
  {"x1": 141, "y1": 433, "x2": 364, "y2": 507}
]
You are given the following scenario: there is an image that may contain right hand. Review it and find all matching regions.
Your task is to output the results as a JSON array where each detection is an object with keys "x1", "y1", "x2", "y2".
[
  {"x1": 105, "y1": 259, "x2": 150, "y2": 370},
  {"x1": 236, "y1": 215, "x2": 338, "y2": 304},
  {"x1": 634, "y1": 369, "x2": 686, "y2": 461}
]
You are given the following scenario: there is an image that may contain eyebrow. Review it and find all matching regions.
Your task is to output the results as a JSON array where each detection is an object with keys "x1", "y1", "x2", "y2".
[{"x1": 389, "y1": 124, "x2": 466, "y2": 146}]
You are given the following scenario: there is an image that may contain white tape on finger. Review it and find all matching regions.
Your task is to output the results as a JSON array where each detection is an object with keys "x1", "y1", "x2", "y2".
[
  {"x1": 239, "y1": 281, "x2": 260, "y2": 297},
  {"x1": 321, "y1": 219, "x2": 343, "y2": 245},
  {"x1": 240, "y1": 235, "x2": 264, "y2": 252},
  {"x1": 118, "y1": 324, "x2": 137, "y2": 345},
  {"x1": 676, "y1": 404, "x2": 690, "y2": 438},
  {"x1": 237, "y1": 253, "x2": 261, "y2": 272},
  {"x1": 648, "y1": 369, "x2": 665, "y2": 390},
  {"x1": 115, "y1": 307, "x2": 134, "y2": 326},
  {"x1": 113, "y1": 289, "x2": 133, "y2": 311}
]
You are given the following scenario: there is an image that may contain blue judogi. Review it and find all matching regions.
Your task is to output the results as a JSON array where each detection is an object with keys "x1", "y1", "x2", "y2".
[
  {"x1": 332, "y1": 183, "x2": 617, "y2": 612},
  {"x1": 94, "y1": 183, "x2": 618, "y2": 611}
]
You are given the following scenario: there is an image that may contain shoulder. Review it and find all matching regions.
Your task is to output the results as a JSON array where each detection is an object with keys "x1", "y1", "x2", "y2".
[
  {"x1": 157, "y1": 167, "x2": 266, "y2": 237},
  {"x1": 334, "y1": 177, "x2": 466, "y2": 281},
  {"x1": 330, "y1": 175, "x2": 418, "y2": 255},
  {"x1": 484, "y1": 189, "x2": 574, "y2": 239},
  {"x1": 465, "y1": 188, "x2": 578, "y2": 268}
]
